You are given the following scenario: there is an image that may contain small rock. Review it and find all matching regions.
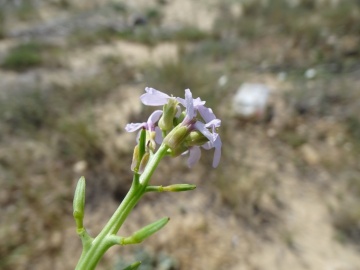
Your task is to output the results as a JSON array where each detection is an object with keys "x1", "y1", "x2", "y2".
[
  {"x1": 132, "y1": 15, "x2": 147, "y2": 26},
  {"x1": 300, "y1": 144, "x2": 320, "y2": 165},
  {"x1": 305, "y1": 68, "x2": 317, "y2": 79},
  {"x1": 232, "y1": 83, "x2": 270, "y2": 120},
  {"x1": 277, "y1": 72, "x2": 287, "y2": 81},
  {"x1": 217, "y1": 75, "x2": 228, "y2": 87},
  {"x1": 50, "y1": 231, "x2": 62, "y2": 249},
  {"x1": 73, "y1": 160, "x2": 87, "y2": 173}
]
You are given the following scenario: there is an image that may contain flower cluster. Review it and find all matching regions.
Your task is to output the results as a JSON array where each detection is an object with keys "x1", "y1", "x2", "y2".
[{"x1": 125, "y1": 87, "x2": 222, "y2": 168}]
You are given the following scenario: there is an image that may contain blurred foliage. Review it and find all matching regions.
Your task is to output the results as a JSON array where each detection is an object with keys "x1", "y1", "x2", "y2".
[
  {"x1": 114, "y1": 248, "x2": 178, "y2": 270},
  {"x1": 56, "y1": 117, "x2": 104, "y2": 164},
  {"x1": 213, "y1": 141, "x2": 282, "y2": 230},
  {"x1": 69, "y1": 28, "x2": 119, "y2": 46},
  {"x1": 0, "y1": 11, "x2": 5, "y2": 39},
  {"x1": 0, "y1": 88, "x2": 55, "y2": 132},
  {"x1": 14, "y1": 1, "x2": 39, "y2": 21},
  {"x1": 0, "y1": 54, "x2": 132, "y2": 133},
  {"x1": 347, "y1": 116, "x2": 360, "y2": 152},
  {"x1": 1, "y1": 42, "x2": 65, "y2": 71},
  {"x1": 117, "y1": 25, "x2": 213, "y2": 46},
  {"x1": 214, "y1": 0, "x2": 360, "y2": 70},
  {"x1": 171, "y1": 26, "x2": 212, "y2": 42},
  {"x1": 2, "y1": 43, "x2": 43, "y2": 71},
  {"x1": 332, "y1": 177, "x2": 360, "y2": 246}
]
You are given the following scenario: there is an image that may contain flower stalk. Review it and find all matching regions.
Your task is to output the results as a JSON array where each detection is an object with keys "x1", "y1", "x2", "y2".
[{"x1": 73, "y1": 87, "x2": 221, "y2": 269}]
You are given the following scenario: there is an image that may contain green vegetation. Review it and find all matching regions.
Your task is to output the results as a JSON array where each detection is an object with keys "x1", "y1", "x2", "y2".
[
  {"x1": 14, "y1": 1, "x2": 39, "y2": 21},
  {"x1": 1, "y1": 42, "x2": 66, "y2": 71},
  {"x1": 332, "y1": 175, "x2": 360, "y2": 245},
  {"x1": 2, "y1": 43, "x2": 43, "y2": 71},
  {"x1": 172, "y1": 26, "x2": 212, "y2": 42},
  {"x1": 114, "y1": 248, "x2": 177, "y2": 270},
  {"x1": 56, "y1": 117, "x2": 104, "y2": 164},
  {"x1": 0, "y1": 12, "x2": 5, "y2": 39},
  {"x1": 69, "y1": 28, "x2": 120, "y2": 46},
  {"x1": 214, "y1": 164, "x2": 280, "y2": 228},
  {"x1": 347, "y1": 116, "x2": 360, "y2": 152},
  {"x1": 0, "y1": 68, "x2": 126, "y2": 134},
  {"x1": 0, "y1": 88, "x2": 56, "y2": 133},
  {"x1": 214, "y1": 0, "x2": 360, "y2": 69}
]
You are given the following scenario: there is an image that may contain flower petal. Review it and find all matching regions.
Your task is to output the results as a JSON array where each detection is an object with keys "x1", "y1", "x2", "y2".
[
  {"x1": 212, "y1": 136, "x2": 222, "y2": 167},
  {"x1": 193, "y1": 97, "x2": 206, "y2": 107},
  {"x1": 184, "y1": 89, "x2": 195, "y2": 119},
  {"x1": 201, "y1": 135, "x2": 222, "y2": 167},
  {"x1": 147, "y1": 110, "x2": 163, "y2": 130},
  {"x1": 198, "y1": 106, "x2": 216, "y2": 122},
  {"x1": 205, "y1": 119, "x2": 221, "y2": 127},
  {"x1": 194, "y1": 121, "x2": 215, "y2": 142},
  {"x1": 205, "y1": 118, "x2": 221, "y2": 134},
  {"x1": 188, "y1": 146, "x2": 201, "y2": 168},
  {"x1": 140, "y1": 87, "x2": 170, "y2": 106},
  {"x1": 155, "y1": 126, "x2": 163, "y2": 144},
  {"x1": 177, "y1": 95, "x2": 205, "y2": 110},
  {"x1": 125, "y1": 123, "x2": 145, "y2": 132}
]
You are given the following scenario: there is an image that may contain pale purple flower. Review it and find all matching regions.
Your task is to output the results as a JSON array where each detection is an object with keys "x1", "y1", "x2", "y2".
[
  {"x1": 179, "y1": 89, "x2": 222, "y2": 167},
  {"x1": 186, "y1": 135, "x2": 222, "y2": 168},
  {"x1": 186, "y1": 146, "x2": 201, "y2": 168},
  {"x1": 125, "y1": 110, "x2": 163, "y2": 151},
  {"x1": 202, "y1": 135, "x2": 222, "y2": 168},
  {"x1": 125, "y1": 110, "x2": 163, "y2": 132},
  {"x1": 127, "y1": 87, "x2": 222, "y2": 168},
  {"x1": 140, "y1": 87, "x2": 182, "y2": 116},
  {"x1": 177, "y1": 91, "x2": 205, "y2": 114},
  {"x1": 140, "y1": 87, "x2": 171, "y2": 106}
]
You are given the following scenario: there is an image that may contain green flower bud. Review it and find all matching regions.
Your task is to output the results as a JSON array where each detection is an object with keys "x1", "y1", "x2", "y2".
[
  {"x1": 168, "y1": 143, "x2": 188, "y2": 157},
  {"x1": 138, "y1": 152, "x2": 150, "y2": 174},
  {"x1": 73, "y1": 176, "x2": 86, "y2": 230},
  {"x1": 146, "y1": 184, "x2": 196, "y2": 192},
  {"x1": 163, "y1": 125, "x2": 190, "y2": 151},
  {"x1": 131, "y1": 145, "x2": 140, "y2": 172},
  {"x1": 122, "y1": 217, "x2": 170, "y2": 245},
  {"x1": 163, "y1": 184, "x2": 196, "y2": 192},
  {"x1": 146, "y1": 130, "x2": 157, "y2": 152},
  {"x1": 185, "y1": 130, "x2": 209, "y2": 147},
  {"x1": 122, "y1": 261, "x2": 142, "y2": 270},
  {"x1": 138, "y1": 128, "x2": 146, "y2": 158},
  {"x1": 176, "y1": 111, "x2": 186, "y2": 124},
  {"x1": 158, "y1": 98, "x2": 178, "y2": 131}
]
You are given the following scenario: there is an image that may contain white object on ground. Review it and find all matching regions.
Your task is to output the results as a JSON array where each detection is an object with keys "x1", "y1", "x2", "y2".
[{"x1": 232, "y1": 83, "x2": 270, "y2": 118}]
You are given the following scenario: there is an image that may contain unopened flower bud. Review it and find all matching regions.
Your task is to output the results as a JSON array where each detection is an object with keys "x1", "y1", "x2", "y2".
[
  {"x1": 73, "y1": 176, "x2": 86, "y2": 230},
  {"x1": 146, "y1": 131, "x2": 157, "y2": 152},
  {"x1": 168, "y1": 143, "x2": 188, "y2": 157},
  {"x1": 158, "y1": 98, "x2": 178, "y2": 131},
  {"x1": 163, "y1": 125, "x2": 190, "y2": 150},
  {"x1": 177, "y1": 111, "x2": 186, "y2": 124},
  {"x1": 122, "y1": 217, "x2": 170, "y2": 245},
  {"x1": 122, "y1": 262, "x2": 142, "y2": 270},
  {"x1": 163, "y1": 184, "x2": 196, "y2": 192},
  {"x1": 131, "y1": 145, "x2": 140, "y2": 172},
  {"x1": 138, "y1": 152, "x2": 150, "y2": 174},
  {"x1": 185, "y1": 130, "x2": 209, "y2": 147}
]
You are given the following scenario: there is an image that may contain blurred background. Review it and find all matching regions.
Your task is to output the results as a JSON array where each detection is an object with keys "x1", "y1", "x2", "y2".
[{"x1": 0, "y1": 0, "x2": 360, "y2": 269}]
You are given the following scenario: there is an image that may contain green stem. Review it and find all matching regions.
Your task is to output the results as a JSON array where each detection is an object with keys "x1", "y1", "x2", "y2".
[{"x1": 75, "y1": 144, "x2": 169, "y2": 270}]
